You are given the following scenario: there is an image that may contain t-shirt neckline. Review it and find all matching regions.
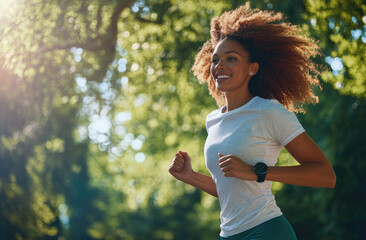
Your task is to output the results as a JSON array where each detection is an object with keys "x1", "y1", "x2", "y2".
[{"x1": 219, "y1": 96, "x2": 259, "y2": 116}]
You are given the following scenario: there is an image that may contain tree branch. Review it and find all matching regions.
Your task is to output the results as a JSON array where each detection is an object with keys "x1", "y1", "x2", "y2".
[
  {"x1": 34, "y1": 0, "x2": 133, "y2": 55},
  {"x1": 134, "y1": 14, "x2": 160, "y2": 24}
]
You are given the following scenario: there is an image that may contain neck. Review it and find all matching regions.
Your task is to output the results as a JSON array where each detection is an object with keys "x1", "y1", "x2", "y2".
[{"x1": 223, "y1": 90, "x2": 253, "y2": 112}]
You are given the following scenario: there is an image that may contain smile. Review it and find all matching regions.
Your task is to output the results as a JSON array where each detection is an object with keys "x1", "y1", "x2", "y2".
[{"x1": 216, "y1": 75, "x2": 231, "y2": 82}]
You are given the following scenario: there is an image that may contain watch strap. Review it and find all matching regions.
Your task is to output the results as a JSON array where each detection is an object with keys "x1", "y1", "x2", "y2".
[{"x1": 256, "y1": 173, "x2": 266, "y2": 182}]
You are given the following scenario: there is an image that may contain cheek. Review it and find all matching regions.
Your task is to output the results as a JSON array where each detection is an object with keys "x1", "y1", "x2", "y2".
[{"x1": 232, "y1": 65, "x2": 247, "y2": 76}]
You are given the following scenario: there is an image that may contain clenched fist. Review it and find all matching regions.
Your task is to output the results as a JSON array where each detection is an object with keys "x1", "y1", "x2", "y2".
[
  {"x1": 218, "y1": 153, "x2": 257, "y2": 181},
  {"x1": 169, "y1": 151, "x2": 194, "y2": 184}
]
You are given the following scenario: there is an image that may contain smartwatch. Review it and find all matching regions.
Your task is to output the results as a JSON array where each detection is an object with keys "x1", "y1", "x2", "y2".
[{"x1": 253, "y1": 162, "x2": 268, "y2": 183}]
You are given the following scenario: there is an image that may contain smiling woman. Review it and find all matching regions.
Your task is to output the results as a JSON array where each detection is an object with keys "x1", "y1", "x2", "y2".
[
  {"x1": 210, "y1": 38, "x2": 258, "y2": 112},
  {"x1": 192, "y1": 4, "x2": 321, "y2": 113},
  {"x1": 169, "y1": 3, "x2": 336, "y2": 240}
]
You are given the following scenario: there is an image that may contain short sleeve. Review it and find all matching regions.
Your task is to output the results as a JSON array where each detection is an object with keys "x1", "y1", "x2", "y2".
[{"x1": 261, "y1": 100, "x2": 305, "y2": 146}]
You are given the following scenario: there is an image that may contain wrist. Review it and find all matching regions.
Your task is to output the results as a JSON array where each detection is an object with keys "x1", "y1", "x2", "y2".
[
  {"x1": 187, "y1": 170, "x2": 198, "y2": 185},
  {"x1": 253, "y1": 162, "x2": 268, "y2": 182}
]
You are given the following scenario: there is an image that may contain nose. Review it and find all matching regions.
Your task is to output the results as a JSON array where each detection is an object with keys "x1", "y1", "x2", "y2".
[{"x1": 215, "y1": 59, "x2": 226, "y2": 70}]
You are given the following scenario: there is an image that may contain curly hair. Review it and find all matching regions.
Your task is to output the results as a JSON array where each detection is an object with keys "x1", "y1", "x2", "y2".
[{"x1": 192, "y1": 3, "x2": 321, "y2": 112}]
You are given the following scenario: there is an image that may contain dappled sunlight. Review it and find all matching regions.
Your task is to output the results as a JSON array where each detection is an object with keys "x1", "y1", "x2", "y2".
[{"x1": 1, "y1": 0, "x2": 365, "y2": 239}]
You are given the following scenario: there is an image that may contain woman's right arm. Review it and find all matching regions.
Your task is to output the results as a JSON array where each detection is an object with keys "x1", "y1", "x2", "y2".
[{"x1": 169, "y1": 151, "x2": 218, "y2": 198}]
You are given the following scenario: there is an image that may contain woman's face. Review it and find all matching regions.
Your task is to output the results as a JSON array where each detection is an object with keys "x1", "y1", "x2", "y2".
[{"x1": 210, "y1": 38, "x2": 256, "y2": 94}]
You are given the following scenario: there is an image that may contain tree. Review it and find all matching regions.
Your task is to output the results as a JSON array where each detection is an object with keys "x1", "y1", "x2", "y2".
[
  {"x1": 1, "y1": 0, "x2": 365, "y2": 239},
  {"x1": 305, "y1": 0, "x2": 366, "y2": 98},
  {"x1": 277, "y1": 1, "x2": 366, "y2": 239},
  {"x1": 0, "y1": 0, "x2": 228, "y2": 239},
  {"x1": 0, "y1": 0, "x2": 130, "y2": 239}
]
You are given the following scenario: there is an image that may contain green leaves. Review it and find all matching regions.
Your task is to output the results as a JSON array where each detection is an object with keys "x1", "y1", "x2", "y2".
[
  {"x1": 1, "y1": 0, "x2": 365, "y2": 239},
  {"x1": 305, "y1": 0, "x2": 366, "y2": 98}
]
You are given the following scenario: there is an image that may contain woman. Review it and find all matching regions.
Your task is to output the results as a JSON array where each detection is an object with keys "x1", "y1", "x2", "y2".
[{"x1": 169, "y1": 4, "x2": 336, "y2": 240}]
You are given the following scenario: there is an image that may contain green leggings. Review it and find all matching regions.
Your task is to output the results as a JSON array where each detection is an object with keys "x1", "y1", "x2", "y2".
[{"x1": 219, "y1": 215, "x2": 297, "y2": 240}]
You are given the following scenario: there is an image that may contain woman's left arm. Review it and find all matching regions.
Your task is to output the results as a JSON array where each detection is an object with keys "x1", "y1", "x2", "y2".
[
  {"x1": 218, "y1": 132, "x2": 336, "y2": 188},
  {"x1": 266, "y1": 132, "x2": 336, "y2": 188}
]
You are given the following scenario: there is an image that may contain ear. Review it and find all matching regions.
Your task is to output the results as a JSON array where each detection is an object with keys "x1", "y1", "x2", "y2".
[{"x1": 249, "y1": 62, "x2": 259, "y2": 76}]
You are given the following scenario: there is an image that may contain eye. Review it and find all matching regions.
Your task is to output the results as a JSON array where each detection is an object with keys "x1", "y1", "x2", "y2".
[
  {"x1": 228, "y1": 57, "x2": 237, "y2": 61},
  {"x1": 211, "y1": 58, "x2": 219, "y2": 64}
]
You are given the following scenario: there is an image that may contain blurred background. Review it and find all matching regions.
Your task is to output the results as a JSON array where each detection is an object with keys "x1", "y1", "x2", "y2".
[{"x1": 0, "y1": 0, "x2": 365, "y2": 239}]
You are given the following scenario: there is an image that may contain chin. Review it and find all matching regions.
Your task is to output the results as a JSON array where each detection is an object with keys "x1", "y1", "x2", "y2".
[
  {"x1": 215, "y1": 85, "x2": 231, "y2": 93},
  {"x1": 215, "y1": 86, "x2": 226, "y2": 93}
]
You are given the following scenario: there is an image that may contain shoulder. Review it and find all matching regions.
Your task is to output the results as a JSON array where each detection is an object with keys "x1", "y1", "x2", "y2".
[
  {"x1": 259, "y1": 97, "x2": 283, "y2": 110},
  {"x1": 258, "y1": 97, "x2": 291, "y2": 117},
  {"x1": 206, "y1": 108, "x2": 221, "y2": 119},
  {"x1": 205, "y1": 108, "x2": 222, "y2": 130},
  {"x1": 257, "y1": 97, "x2": 301, "y2": 129},
  {"x1": 258, "y1": 98, "x2": 305, "y2": 145}
]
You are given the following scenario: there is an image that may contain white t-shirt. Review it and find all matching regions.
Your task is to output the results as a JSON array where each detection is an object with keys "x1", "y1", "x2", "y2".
[{"x1": 204, "y1": 96, "x2": 305, "y2": 237}]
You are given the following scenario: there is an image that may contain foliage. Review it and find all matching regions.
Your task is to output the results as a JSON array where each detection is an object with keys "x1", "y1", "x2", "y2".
[
  {"x1": 277, "y1": 83, "x2": 366, "y2": 240},
  {"x1": 305, "y1": 0, "x2": 366, "y2": 98},
  {"x1": 0, "y1": 0, "x2": 365, "y2": 239}
]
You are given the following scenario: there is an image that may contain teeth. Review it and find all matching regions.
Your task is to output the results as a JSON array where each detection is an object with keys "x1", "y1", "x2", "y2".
[{"x1": 217, "y1": 75, "x2": 230, "y2": 79}]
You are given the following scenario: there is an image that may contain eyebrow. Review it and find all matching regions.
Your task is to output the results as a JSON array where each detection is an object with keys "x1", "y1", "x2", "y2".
[{"x1": 212, "y1": 50, "x2": 241, "y2": 56}]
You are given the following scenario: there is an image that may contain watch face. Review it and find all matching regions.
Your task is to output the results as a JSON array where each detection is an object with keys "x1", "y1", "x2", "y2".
[{"x1": 254, "y1": 162, "x2": 268, "y2": 174}]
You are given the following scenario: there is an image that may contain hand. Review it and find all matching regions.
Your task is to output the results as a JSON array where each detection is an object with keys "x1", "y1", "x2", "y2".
[
  {"x1": 218, "y1": 153, "x2": 257, "y2": 181},
  {"x1": 169, "y1": 151, "x2": 194, "y2": 184}
]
